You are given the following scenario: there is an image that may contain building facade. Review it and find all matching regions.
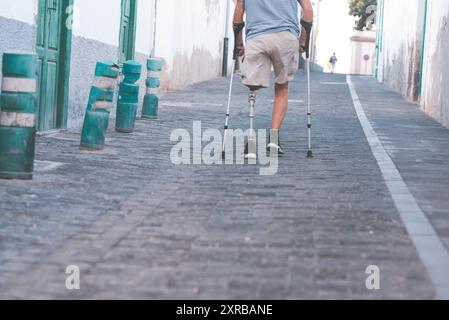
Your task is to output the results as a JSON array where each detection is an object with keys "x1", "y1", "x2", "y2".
[
  {"x1": 375, "y1": 0, "x2": 449, "y2": 127},
  {"x1": 350, "y1": 30, "x2": 376, "y2": 75},
  {"x1": 0, "y1": 0, "x2": 232, "y2": 129}
]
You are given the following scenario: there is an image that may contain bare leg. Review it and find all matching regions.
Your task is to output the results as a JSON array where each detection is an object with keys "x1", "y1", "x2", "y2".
[{"x1": 272, "y1": 82, "x2": 289, "y2": 130}]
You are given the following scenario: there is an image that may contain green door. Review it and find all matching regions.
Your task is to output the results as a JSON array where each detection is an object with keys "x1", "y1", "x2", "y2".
[
  {"x1": 36, "y1": 0, "x2": 72, "y2": 131},
  {"x1": 119, "y1": 0, "x2": 138, "y2": 63}
]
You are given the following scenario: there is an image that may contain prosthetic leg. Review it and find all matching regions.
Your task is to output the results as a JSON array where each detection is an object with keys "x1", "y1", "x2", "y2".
[{"x1": 244, "y1": 90, "x2": 257, "y2": 160}]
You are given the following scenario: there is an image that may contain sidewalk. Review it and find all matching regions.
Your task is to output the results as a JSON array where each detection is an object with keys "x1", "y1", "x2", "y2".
[{"x1": 1, "y1": 71, "x2": 448, "y2": 299}]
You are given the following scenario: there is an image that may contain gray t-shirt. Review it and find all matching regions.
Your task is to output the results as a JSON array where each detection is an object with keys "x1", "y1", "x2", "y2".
[{"x1": 244, "y1": 0, "x2": 300, "y2": 40}]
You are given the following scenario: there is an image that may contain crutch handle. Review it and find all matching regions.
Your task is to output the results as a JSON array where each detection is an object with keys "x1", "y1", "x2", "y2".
[
  {"x1": 301, "y1": 19, "x2": 313, "y2": 59},
  {"x1": 232, "y1": 22, "x2": 245, "y2": 61}
]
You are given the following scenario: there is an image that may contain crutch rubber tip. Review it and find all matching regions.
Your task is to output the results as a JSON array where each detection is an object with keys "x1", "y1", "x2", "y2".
[
  {"x1": 307, "y1": 150, "x2": 313, "y2": 158},
  {"x1": 222, "y1": 151, "x2": 226, "y2": 160}
]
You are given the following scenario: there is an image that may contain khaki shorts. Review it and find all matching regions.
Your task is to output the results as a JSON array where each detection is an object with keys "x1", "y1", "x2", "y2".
[{"x1": 241, "y1": 31, "x2": 300, "y2": 89}]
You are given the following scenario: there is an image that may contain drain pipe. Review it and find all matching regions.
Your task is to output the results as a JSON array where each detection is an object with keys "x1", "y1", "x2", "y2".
[
  {"x1": 418, "y1": 0, "x2": 428, "y2": 97},
  {"x1": 221, "y1": 0, "x2": 232, "y2": 76},
  {"x1": 374, "y1": 0, "x2": 383, "y2": 79},
  {"x1": 150, "y1": 0, "x2": 158, "y2": 57}
]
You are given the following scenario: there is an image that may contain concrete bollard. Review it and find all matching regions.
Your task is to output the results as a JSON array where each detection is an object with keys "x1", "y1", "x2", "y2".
[
  {"x1": 141, "y1": 58, "x2": 162, "y2": 120},
  {"x1": 118, "y1": 82, "x2": 140, "y2": 103},
  {"x1": 80, "y1": 60, "x2": 119, "y2": 150},
  {"x1": 0, "y1": 52, "x2": 37, "y2": 180},
  {"x1": 122, "y1": 60, "x2": 142, "y2": 84},
  {"x1": 115, "y1": 60, "x2": 142, "y2": 133}
]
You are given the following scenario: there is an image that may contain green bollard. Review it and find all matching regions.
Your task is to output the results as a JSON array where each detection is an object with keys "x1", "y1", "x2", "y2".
[
  {"x1": 122, "y1": 60, "x2": 142, "y2": 84},
  {"x1": 115, "y1": 83, "x2": 139, "y2": 132},
  {"x1": 115, "y1": 102, "x2": 138, "y2": 133},
  {"x1": 115, "y1": 60, "x2": 141, "y2": 133},
  {"x1": 142, "y1": 92, "x2": 159, "y2": 120},
  {"x1": 146, "y1": 77, "x2": 161, "y2": 89},
  {"x1": 80, "y1": 110, "x2": 110, "y2": 150},
  {"x1": 142, "y1": 58, "x2": 162, "y2": 120},
  {"x1": 147, "y1": 58, "x2": 163, "y2": 74},
  {"x1": 80, "y1": 60, "x2": 119, "y2": 150},
  {"x1": 0, "y1": 52, "x2": 37, "y2": 180},
  {"x1": 94, "y1": 60, "x2": 121, "y2": 79},
  {"x1": 118, "y1": 83, "x2": 140, "y2": 103},
  {"x1": 86, "y1": 87, "x2": 115, "y2": 111}
]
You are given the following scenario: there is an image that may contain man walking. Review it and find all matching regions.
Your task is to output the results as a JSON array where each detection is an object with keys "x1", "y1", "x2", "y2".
[
  {"x1": 233, "y1": 0, "x2": 314, "y2": 156},
  {"x1": 329, "y1": 53, "x2": 338, "y2": 73}
]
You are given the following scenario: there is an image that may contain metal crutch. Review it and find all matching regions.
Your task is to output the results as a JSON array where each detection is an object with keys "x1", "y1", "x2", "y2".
[
  {"x1": 302, "y1": 20, "x2": 314, "y2": 158},
  {"x1": 222, "y1": 25, "x2": 244, "y2": 160},
  {"x1": 222, "y1": 60, "x2": 237, "y2": 160},
  {"x1": 306, "y1": 55, "x2": 313, "y2": 158}
]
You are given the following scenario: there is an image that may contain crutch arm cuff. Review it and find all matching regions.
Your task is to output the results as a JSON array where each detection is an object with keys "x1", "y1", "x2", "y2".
[
  {"x1": 232, "y1": 21, "x2": 245, "y2": 60},
  {"x1": 300, "y1": 19, "x2": 313, "y2": 30},
  {"x1": 300, "y1": 19, "x2": 313, "y2": 59},
  {"x1": 233, "y1": 21, "x2": 245, "y2": 34}
]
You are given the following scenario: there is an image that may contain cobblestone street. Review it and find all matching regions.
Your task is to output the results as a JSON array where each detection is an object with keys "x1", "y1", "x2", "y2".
[{"x1": 1, "y1": 72, "x2": 449, "y2": 299}]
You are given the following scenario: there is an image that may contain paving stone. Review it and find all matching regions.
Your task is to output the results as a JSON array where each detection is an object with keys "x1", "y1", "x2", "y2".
[{"x1": 0, "y1": 72, "x2": 444, "y2": 299}]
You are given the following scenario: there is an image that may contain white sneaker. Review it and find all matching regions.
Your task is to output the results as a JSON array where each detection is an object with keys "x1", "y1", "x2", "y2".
[
  {"x1": 267, "y1": 131, "x2": 284, "y2": 156},
  {"x1": 244, "y1": 142, "x2": 257, "y2": 159}
]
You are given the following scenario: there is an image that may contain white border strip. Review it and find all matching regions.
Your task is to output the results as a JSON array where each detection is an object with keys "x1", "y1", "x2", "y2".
[
  {"x1": 1, "y1": 77, "x2": 36, "y2": 93},
  {"x1": 147, "y1": 71, "x2": 161, "y2": 78},
  {"x1": 92, "y1": 76, "x2": 116, "y2": 90},
  {"x1": 92, "y1": 101, "x2": 113, "y2": 112},
  {"x1": 347, "y1": 75, "x2": 449, "y2": 299},
  {"x1": 146, "y1": 88, "x2": 159, "y2": 95},
  {"x1": 0, "y1": 111, "x2": 36, "y2": 127}
]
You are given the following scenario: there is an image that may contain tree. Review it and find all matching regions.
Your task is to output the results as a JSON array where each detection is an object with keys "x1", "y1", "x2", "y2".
[{"x1": 348, "y1": 0, "x2": 378, "y2": 31}]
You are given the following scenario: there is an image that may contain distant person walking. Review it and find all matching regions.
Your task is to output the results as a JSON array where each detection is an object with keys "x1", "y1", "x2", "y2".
[{"x1": 329, "y1": 53, "x2": 338, "y2": 73}]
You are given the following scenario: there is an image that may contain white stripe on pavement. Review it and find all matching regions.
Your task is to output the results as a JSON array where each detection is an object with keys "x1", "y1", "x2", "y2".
[{"x1": 347, "y1": 75, "x2": 449, "y2": 299}]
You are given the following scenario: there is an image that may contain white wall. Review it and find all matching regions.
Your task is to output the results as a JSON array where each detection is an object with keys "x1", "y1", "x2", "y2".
[
  {"x1": 420, "y1": 0, "x2": 449, "y2": 126},
  {"x1": 350, "y1": 30, "x2": 376, "y2": 75},
  {"x1": 75, "y1": 0, "x2": 155, "y2": 54},
  {"x1": 0, "y1": 0, "x2": 37, "y2": 24},
  {"x1": 154, "y1": 0, "x2": 230, "y2": 90},
  {"x1": 73, "y1": 0, "x2": 121, "y2": 46},
  {"x1": 376, "y1": 0, "x2": 423, "y2": 98},
  {"x1": 376, "y1": 0, "x2": 449, "y2": 127},
  {"x1": 154, "y1": 0, "x2": 227, "y2": 70},
  {"x1": 381, "y1": 0, "x2": 420, "y2": 55},
  {"x1": 0, "y1": 0, "x2": 122, "y2": 46},
  {"x1": 135, "y1": 0, "x2": 154, "y2": 54}
]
